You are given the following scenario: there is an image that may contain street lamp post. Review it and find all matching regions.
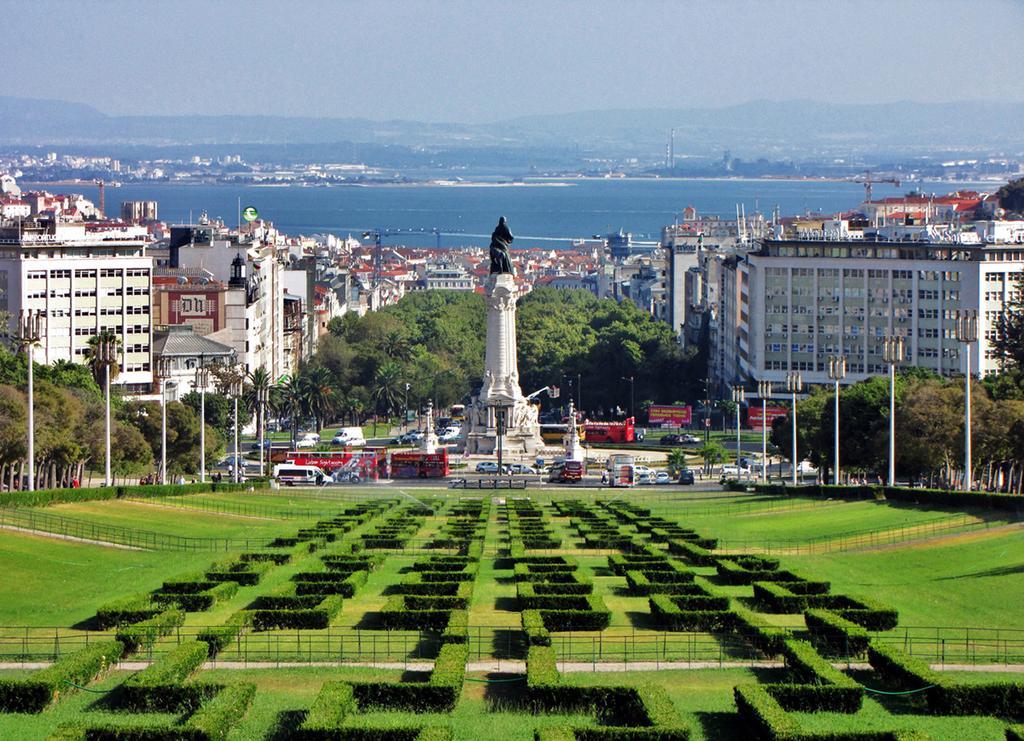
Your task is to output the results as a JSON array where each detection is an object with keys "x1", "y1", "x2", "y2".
[
  {"x1": 882, "y1": 336, "x2": 905, "y2": 487},
  {"x1": 404, "y1": 383, "x2": 410, "y2": 432},
  {"x1": 257, "y1": 385, "x2": 270, "y2": 478},
  {"x1": 622, "y1": 376, "x2": 635, "y2": 420},
  {"x1": 786, "y1": 371, "x2": 803, "y2": 486},
  {"x1": 194, "y1": 362, "x2": 210, "y2": 483},
  {"x1": 97, "y1": 336, "x2": 118, "y2": 487},
  {"x1": 827, "y1": 355, "x2": 847, "y2": 485},
  {"x1": 230, "y1": 375, "x2": 244, "y2": 484},
  {"x1": 757, "y1": 380, "x2": 772, "y2": 482},
  {"x1": 156, "y1": 357, "x2": 172, "y2": 485},
  {"x1": 731, "y1": 385, "x2": 745, "y2": 469},
  {"x1": 16, "y1": 311, "x2": 43, "y2": 492},
  {"x1": 955, "y1": 310, "x2": 978, "y2": 491}
]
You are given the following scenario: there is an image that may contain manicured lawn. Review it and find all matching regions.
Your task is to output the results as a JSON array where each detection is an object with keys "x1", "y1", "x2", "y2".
[
  {"x1": 782, "y1": 528, "x2": 1024, "y2": 628},
  {"x1": 47, "y1": 500, "x2": 299, "y2": 540},
  {"x1": 676, "y1": 499, "x2": 994, "y2": 544},
  {"x1": 0, "y1": 530, "x2": 219, "y2": 626}
]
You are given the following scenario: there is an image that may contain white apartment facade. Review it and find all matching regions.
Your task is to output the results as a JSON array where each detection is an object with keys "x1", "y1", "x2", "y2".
[
  {"x1": 0, "y1": 220, "x2": 153, "y2": 390},
  {"x1": 737, "y1": 238, "x2": 1024, "y2": 388}
]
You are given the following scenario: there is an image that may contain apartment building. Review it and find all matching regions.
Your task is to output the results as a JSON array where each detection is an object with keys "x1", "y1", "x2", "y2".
[
  {"x1": 0, "y1": 219, "x2": 154, "y2": 391},
  {"x1": 735, "y1": 237, "x2": 1024, "y2": 388}
]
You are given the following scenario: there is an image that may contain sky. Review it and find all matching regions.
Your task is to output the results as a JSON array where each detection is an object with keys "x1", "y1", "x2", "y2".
[{"x1": 3, "y1": 0, "x2": 1023, "y2": 123}]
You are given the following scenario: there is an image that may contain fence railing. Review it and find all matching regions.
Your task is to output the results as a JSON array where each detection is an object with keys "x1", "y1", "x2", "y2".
[
  {"x1": 710, "y1": 513, "x2": 1015, "y2": 555},
  {"x1": 1, "y1": 624, "x2": 1021, "y2": 667},
  {"x1": 0, "y1": 508, "x2": 274, "y2": 552}
]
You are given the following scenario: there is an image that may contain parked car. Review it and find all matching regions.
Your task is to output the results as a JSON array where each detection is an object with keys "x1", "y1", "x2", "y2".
[
  {"x1": 654, "y1": 470, "x2": 672, "y2": 485},
  {"x1": 680, "y1": 434, "x2": 701, "y2": 444},
  {"x1": 296, "y1": 434, "x2": 319, "y2": 449},
  {"x1": 659, "y1": 434, "x2": 682, "y2": 446},
  {"x1": 720, "y1": 464, "x2": 750, "y2": 478},
  {"x1": 439, "y1": 426, "x2": 461, "y2": 442},
  {"x1": 678, "y1": 469, "x2": 695, "y2": 485},
  {"x1": 508, "y1": 464, "x2": 536, "y2": 475},
  {"x1": 475, "y1": 461, "x2": 510, "y2": 474},
  {"x1": 636, "y1": 470, "x2": 654, "y2": 485}
]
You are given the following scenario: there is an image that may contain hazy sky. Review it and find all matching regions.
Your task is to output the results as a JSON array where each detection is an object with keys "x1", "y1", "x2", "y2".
[{"x1": 4, "y1": 0, "x2": 1023, "y2": 122}]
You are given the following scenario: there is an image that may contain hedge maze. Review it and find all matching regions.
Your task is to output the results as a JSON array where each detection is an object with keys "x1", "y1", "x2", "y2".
[{"x1": 0, "y1": 488, "x2": 1021, "y2": 739}]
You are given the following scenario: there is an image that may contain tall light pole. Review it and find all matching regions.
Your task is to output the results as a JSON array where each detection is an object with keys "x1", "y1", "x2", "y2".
[
  {"x1": 882, "y1": 336, "x2": 905, "y2": 487},
  {"x1": 757, "y1": 380, "x2": 772, "y2": 482},
  {"x1": 98, "y1": 336, "x2": 118, "y2": 487},
  {"x1": 16, "y1": 311, "x2": 43, "y2": 492},
  {"x1": 731, "y1": 385, "x2": 745, "y2": 469},
  {"x1": 156, "y1": 357, "x2": 172, "y2": 485},
  {"x1": 230, "y1": 375, "x2": 244, "y2": 483},
  {"x1": 955, "y1": 310, "x2": 978, "y2": 491},
  {"x1": 257, "y1": 384, "x2": 269, "y2": 478},
  {"x1": 194, "y1": 361, "x2": 210, "y2": 483},
  {"x1": 786, "y1": 371, "x2": 803, "y2": 486},
  {"x1": 403, "y1": 382, "x2": 410, "y2": 432},
  {"x1": 622, "y1": 376, "x2": 635, "y2": 421},
  {"x1": 827, "y1": 355, "x2": 847, "y2": 485}
]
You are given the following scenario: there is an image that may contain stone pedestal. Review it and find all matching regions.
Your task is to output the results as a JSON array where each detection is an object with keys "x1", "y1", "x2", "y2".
[
  {"x1": 420, "y1": 400, "x2": 439, "y2": 454},
  {"x1": 563, "y1": 401, "x2": 585, "y2": 462},
  {"x1": 464, "y1": 273, "x2": 543, "y2": 457}
]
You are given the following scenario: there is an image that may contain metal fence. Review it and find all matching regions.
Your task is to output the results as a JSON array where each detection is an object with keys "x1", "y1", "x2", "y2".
[
  {"x1": 0, "y1": 508, "x2": 274, "y2": 551},
  {"x1": 2, "y1": 624, "x2": 1022, "y2": 667}
]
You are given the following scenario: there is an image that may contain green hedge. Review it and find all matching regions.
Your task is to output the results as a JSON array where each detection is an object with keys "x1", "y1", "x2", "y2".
[
  {"x1": 666, "y1": 539, "x2": 718, "y2": 566},
  {"x1": 869, "y1": 642, "x2": 1024, "y2": 717},
  {"x1": 250, "y1": 595, "x2": 343, "y2": 631},
  {"x1": 115, "y1": 610, "x2": 186, "y2": 653},
  {"x1": 648, "y1": 595, "x2": 735, "y2": 632},
  {"x1": 299, "y1": 681, "x2": 356, "y2": 735},
  {"x1": 0, "y1": 482, "x2": 260, "y2": 508},
  {"x1": 152, "y1": 582, "x2": 238, "y2": 612},
  {"x1": 95, "y1": 596, "x2": 162, "y2": 630},
  {"x1": 804, "y1": 610, "x2": 870, "y2": 657},
  {"x1": 186, "y1": 682, "x2": 257, "y2": 740},
  {"x1": 0, "y1": 640, "x2": 123, "y2": 712},
  {"x1": 734, "y1": 684, "x2": 802, "y2": 740},
  {"x1": 1006, "y1": 724, "x2": 1024, "y2": 740},
  {"x1": 196, "y1": 611, "x2": 252, "y2": 657},
  {"x1": 729, "y1": 481, "x2": 1024, "y2": 513},
  {"x1": 442, "y1": 610, "x2": 469, "y2": 644},
  {"x1": 119, "y1": 640, "x2": 211, "y2": 712},
  {"x1": 523, "y1": 610, "x2": 551, "y2": 646},
  {"x1": 204, "y1": 559, "x2": 273, "y2": 587},
  {"x1": 350, "y1": 643, "x2": 467, "y2": 713}
]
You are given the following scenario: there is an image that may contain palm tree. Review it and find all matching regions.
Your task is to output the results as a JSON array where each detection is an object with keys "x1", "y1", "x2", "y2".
[
  {"x1": 666, "y1": 448, "x2": 688, "y2": 476},
  {"x1": 381, "y1": 331, "x2": 412, "y2": 362},
  {"x1": 372, "y1": 360, "x2": 403, "y2": 419},
  {"x1": 245, "y1": 366, "x2": 273, "y2": 471},
  {"x1": 298, "y1": 366, "x2": 338, "y2": 433},
  {"x1": 84, "y1": 330, "x2": 121, "y2": 388},
  {"x1": 275, "y1": 375, "x2": 304, "y2": 448}
]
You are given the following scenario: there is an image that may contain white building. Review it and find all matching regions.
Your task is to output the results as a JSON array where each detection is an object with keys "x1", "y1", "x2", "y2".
[
  {"x1": 735, "y1": 237, "x2": 1024, "y2": 388},
  {"x1": 0, "y1": 219, "x2": 154, "y2": 391}
]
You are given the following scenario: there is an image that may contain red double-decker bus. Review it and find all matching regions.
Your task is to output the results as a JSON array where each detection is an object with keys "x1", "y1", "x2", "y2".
[
  {"x1": 390, "y1": 450, "x2": 450, "y2": 479},
  {"x1": 584, "y1": 417, "x2": 636, "y2": 444}
]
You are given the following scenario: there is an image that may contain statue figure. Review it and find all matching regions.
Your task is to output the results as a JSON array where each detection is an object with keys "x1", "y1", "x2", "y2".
[{"x1": 489, "y1": 216, "x2": 515, "y2": 275}]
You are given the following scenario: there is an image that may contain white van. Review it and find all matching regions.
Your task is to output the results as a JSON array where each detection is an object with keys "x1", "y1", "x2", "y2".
[
  {"x1": 331, "y1": 427, "x2": 366, "y2": 447},
  {"x1": 273, "y1": 464, "x2": 326, "y2": 486}
]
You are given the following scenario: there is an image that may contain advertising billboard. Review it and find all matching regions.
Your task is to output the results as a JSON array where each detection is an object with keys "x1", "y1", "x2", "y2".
[
  {"x1": 747, "y1": 405, "x2": 789, "y2": 432},
  {"x1": 647, "y1": 405, "x2": 692, "y2": 426}
]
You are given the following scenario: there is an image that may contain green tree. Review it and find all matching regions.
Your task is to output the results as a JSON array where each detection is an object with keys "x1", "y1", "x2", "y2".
[
  {"x1": 698, "y1": 442, "x2": 726, "y2": 475},
  {"x1": 84, "y1": 329, "x2": 121, "y2": 387},
  {"x1": 122, "y1": 400, "x2": 205, "y2": 476},
  {"x1": 0, "y1": 385, "x2": 26, "y2": 489},
  {"x1": 997, "y1": 177, "x2": 1024, "y2": 213},
  {"x1": 666, "y1": 448, "x2": 688, "y2": 475},
  {"x1": 372, "y1": 360, "x2": 404, "y2": 418},
  {"x1": 993, "y1": 276, "x2": 1024, "y2": 370},
  {"x1": 298, "y1": 366, "x2": 338, "y2": 432}
]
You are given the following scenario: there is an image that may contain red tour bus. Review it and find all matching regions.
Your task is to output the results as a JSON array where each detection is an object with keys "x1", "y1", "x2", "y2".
[
  {"x1": 584, "y1": 417, "x2": 636, "y2": 444},
  {"x1": 390, "y1": 450, "x2": 450, "y2": 479}
]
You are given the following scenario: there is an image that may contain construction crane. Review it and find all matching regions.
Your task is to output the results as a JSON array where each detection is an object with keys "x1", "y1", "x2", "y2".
[
  {"x1": 853, "y1": 171, "x2": 901, "y2": 203},
  {"x1": 360, "y1": 228, "x2": 464, "y2": 288}
]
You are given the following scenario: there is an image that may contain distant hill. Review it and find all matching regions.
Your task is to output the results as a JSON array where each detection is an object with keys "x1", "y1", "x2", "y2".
[{"x1": 1, "y1": 95, "x2": 1021, "y2": 157}]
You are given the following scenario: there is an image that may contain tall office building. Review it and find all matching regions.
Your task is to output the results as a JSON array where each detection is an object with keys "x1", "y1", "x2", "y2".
[{"x1": 0, "y1": 219, "x2": 153, "y2": 391}]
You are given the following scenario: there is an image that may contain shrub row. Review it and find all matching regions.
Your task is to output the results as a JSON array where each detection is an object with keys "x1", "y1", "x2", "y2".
[
  {"x1": 204, "y1": 558, "x2": 273, "y2": 586},
  {"x1": 119, "y1": 640, "x2": 211, "y2": 712},
  {"x1": 626, "y1": 571, "x2": 705, "y2": 596},
  {"x1": 294, "y1": 569, "x2": 368, "y2": 597},
  {"x1": 152, "y1": 582, "x2": 238, "y2": 612},
  {"x1": 869, "y1": 642, "x2": 1024, "y2": 717},
  {"x1": 765, "y1": 639, "x2": 864, "y2": 713},
  {"x1": 250, "y1": 595, "x2": 344, "y2": 631},
  {"x1": 115, "y1": 609, "x2": 186, "y2": 653},
  {"x1": 95, "y1": 596, "x2": 163, "y2": 630},
  {"x1": 804, "y1": 610, "x2": 870, "y2": 657},
  {"x1": 0, "y1": 482, "x2": 258, "y2": 508},
  {"x1": 349, "y1": 643, "x2": 468, "y2": 713},
  {"x1": 0, "y1": 641, "x2": 124, "y2": 712},
  {"x1": 753, "y1": 584, "x2": 898, "y2": 630},
  {"x1": 196, "y1": 611, "x2": 253, "y2": 657}
]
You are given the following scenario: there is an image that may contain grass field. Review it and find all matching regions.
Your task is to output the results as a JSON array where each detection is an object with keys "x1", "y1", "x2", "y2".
[
  {"x1": 782, "y1": 526, "x2": 1024, "y2": 629},
  {"x1": 0, "y1": 484, "x2": 1021, "y2": 739}
]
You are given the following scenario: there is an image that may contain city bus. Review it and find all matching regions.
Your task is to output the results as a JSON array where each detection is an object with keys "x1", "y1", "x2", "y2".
[
  {"x1": 539, "y1": 422, "x2": 587, "y2": 445},
  {"x1": 584, "y1": 417, "x2": 636, "y2": 444}
]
